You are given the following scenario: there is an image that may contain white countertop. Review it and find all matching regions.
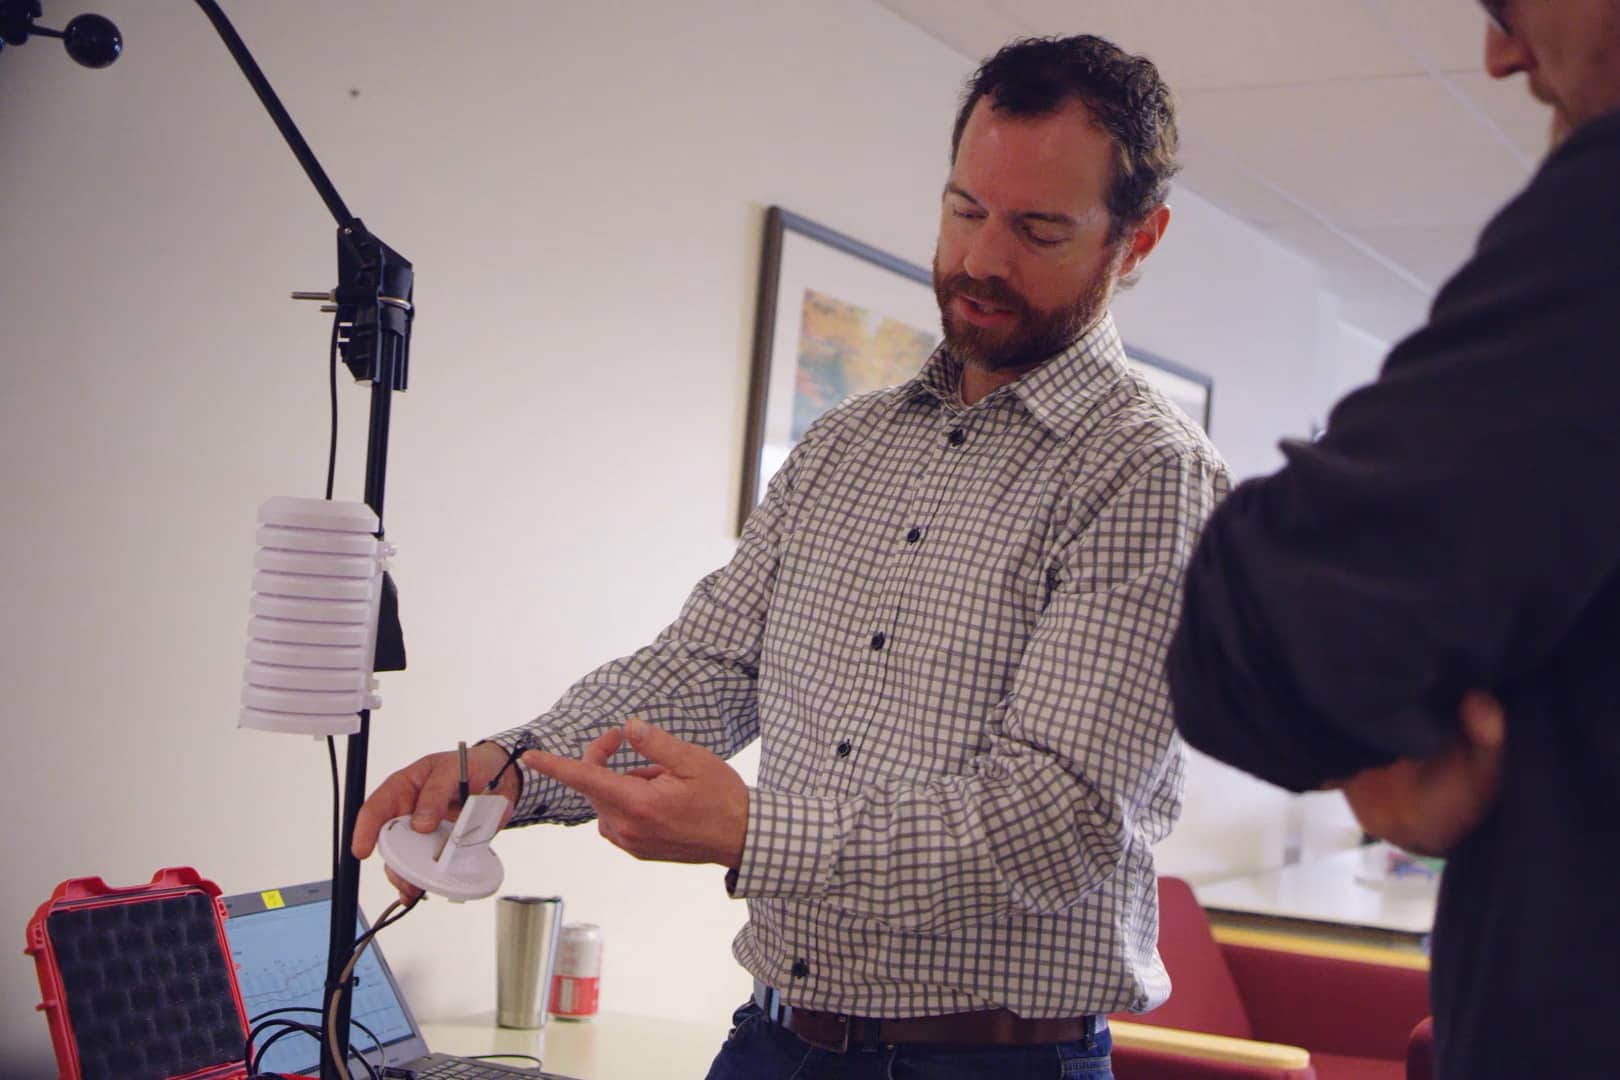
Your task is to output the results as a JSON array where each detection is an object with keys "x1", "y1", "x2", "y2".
[
  {"x1": 420, "y1": 1009, "x2": 730, "y2": 1078},
  {"x1": 1193, "y1": 846, "x2": 1439, "y2": 937}
]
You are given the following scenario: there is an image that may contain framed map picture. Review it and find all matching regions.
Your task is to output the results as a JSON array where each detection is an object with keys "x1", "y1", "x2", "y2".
[
  {"x1": 735, "y1": 205, "x2": 1215, "y2": 533},
  {"x1": 736, "y1": 206, "x2": 940, "y2": 533}
]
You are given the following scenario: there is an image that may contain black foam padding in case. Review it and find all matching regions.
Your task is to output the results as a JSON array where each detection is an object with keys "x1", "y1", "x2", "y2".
[{"x1": 48, "y1": 892, "x2": 243, "y2": 1080}]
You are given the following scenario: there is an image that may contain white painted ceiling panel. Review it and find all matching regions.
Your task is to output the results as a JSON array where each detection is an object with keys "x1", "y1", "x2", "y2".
[
  {"x1": 870, "y1": 0, "x2": 1552, "y2": 344},
  {"x1": 872, "y1": 0, "x2": 1032, "y2": 64},
  {"x1": 1172, "y1": 149, "x2": 1316, "y2": 231},
  {"x1": 1177, "y1": 76, "x2": 1524, "y2": 228},
  {"x1": 1003, "y1": 0, "x2": 1427, "y2": 89},
  {"x1": 1368, "y1": 0, "x2": 1495, "y2": 73},
  {"x1": 1350, "y1": 223, "x2": 1487, "y2": 288},
  {"x1": 1450, "y1": 71, "x2": 1554, "y2": 161}
]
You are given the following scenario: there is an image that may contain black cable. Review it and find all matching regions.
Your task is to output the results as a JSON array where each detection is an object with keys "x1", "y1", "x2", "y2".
[
  {"x1": 321, "y1": 250, "x2": 349, "y2": 1080},
  {"x1": 355, "y1": 892, "x2": 422, "y2": 951},
  {"x1": 249, "y1": 1020, "x2": 320, "y2": 1074},
  {"x1": 254, "y1": 1019, "x2": 381, "y2": 1080},
  {"x1": 324, "y1": 894, "x2": 424, "y2": 1080},
  {"x1": 249, "y1": 1008, "x2": 324, "y2": 1032},
  {"x1": 326, "y1": 313, "x2": 340, "y2": 500},
  {"x1": 321, "y1": 212, "x2": 356, "y2": 1080},
  {"x1": 351, "y1": 1048, "x2": 382, "y2": 1080},
  {"x1": 248, "y1": 1008, "x2": 384, "y2": 1069},
  {"x1": 328, "y1": 730, "x2": 341, "y2": 893},
  {"x1": 486, "y1": 742, "x2": 528, "y2": 793},
  {"x1": 251, "y1": 1021, "x2": 381, "y2": 1080},
  {"x1": 323, "y1": 253, "x2": 344, "y2": 984}
]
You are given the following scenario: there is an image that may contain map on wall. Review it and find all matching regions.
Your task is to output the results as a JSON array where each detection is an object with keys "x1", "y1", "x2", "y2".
[
  {"x1": 790, "y1": 287, "x2": 940, "y2": 441},
  {"x1": 738, "y1": 207, "x2": 1209, "y2": 534}
]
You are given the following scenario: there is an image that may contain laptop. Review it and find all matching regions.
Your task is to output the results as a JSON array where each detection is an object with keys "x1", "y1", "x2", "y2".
[{"x1": 222, "y1": 879, "x2": 579, "y2": 1079}]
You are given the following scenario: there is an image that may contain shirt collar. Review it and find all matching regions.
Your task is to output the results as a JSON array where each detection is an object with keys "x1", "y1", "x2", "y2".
[{"x1": 909, "y1": 313, "x2": 1131, "y2": 436}]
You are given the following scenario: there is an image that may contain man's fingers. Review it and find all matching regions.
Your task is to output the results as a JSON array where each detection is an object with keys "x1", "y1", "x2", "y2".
[
  {"x1": 414, "y1": 767, "x2": 463, "y2": 831},
  {"x1": 354, "y1": 762, "x2": 439, "y2": 858},
  {"x1": 353, "y1": 782, "x2": 408, "y2": 858},
  {"x1": 383, "y1": 863, "x2": 425, "y2": 903},
  {"x1": 623, "y1": 716, "x2": 705, "y2": 772},
  {"x1": 1458, "y1": 690, "x2": 1507, "y2": 752},
  {"x1": 626, "y1": 765, "x2": 668, "y2": 780},
  {"x1": 523, "y1": 748, "x2": 641, "y2": 805},
  {"x1": 1337, "y1": 690, "x2": 1510, "y2": 858},
  {"x1": 582, "y1": 728, "x2": 625, "y2": 768}
]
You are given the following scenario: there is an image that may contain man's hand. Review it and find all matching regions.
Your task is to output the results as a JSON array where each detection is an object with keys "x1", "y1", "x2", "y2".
[
  {"x1": 352, "y1": 741, "x2": 521, "y2": 898},
  {"x1": 1333, "y1": 690, "x2": 1507, "y2": 856},
  {"x1": 522, "y1": 716, "x2": 749, "y2": 868}
]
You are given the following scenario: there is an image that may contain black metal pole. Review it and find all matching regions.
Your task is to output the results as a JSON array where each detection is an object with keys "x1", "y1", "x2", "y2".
[
  {"x1": 188, "y1": 6, "x2": 411, "y2": 1078},
  {"x1": 324, "y1": 352, "x2": 396, "y2": 1078},
  {"x1": 325, "y1": 713, "x2": 370, "y2": 1080}
]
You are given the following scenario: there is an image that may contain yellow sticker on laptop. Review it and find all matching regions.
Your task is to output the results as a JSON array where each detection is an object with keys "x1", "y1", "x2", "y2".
[{"x1": 261, "y1": 889, "x2": 285, "y2": 910}]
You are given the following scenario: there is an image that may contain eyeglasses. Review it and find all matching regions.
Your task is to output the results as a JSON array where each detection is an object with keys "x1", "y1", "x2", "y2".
[{"x1": 1481, "y1": 0, "x2": 1512, "y2": 36}]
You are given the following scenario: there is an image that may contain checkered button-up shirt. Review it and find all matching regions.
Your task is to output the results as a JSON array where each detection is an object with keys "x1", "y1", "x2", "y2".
[{"x1": 490, "y1": 313, "x2": 1229, "y2": 1019}]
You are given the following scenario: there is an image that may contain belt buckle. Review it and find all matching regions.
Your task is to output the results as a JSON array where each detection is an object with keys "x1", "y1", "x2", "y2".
[
  {"x1": 762, "y1": 984, "x2": 856, "y2": 1054},
  {"x1": 799, "y1": 1011, "x2": 852, "y2": 1054}
]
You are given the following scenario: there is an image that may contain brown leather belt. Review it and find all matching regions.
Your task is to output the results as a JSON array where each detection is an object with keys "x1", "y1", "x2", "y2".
[{"x1": 753, "y1": 983, "x2": 1106, "y2": 1054}]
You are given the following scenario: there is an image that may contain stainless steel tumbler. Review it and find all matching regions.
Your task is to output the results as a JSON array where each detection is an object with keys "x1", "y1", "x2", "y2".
[{"x1": 495, "y1": 894, "x2": 564, "y2": 1028}]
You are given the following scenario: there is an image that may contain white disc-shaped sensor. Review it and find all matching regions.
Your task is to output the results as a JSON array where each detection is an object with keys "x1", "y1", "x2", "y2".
[{"x1": 376, "y1": 794, "x2": 508, "y2": 902}]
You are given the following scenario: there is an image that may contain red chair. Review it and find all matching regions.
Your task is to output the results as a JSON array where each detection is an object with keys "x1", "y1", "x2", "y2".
[
  {"x1": 1405, "y1": 1017, "x2": 1435, "y2": 1080},
  {"x1": 1110, "y1": 877, "x2": 1432, "y2": 1080}
]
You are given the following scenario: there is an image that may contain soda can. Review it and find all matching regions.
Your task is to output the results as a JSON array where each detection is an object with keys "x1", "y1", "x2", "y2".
[{"x1": 548, "y1": 922, "x2": 603, "y2": 1019}]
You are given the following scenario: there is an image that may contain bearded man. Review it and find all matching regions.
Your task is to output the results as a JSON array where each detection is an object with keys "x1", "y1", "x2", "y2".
[{"x1": 357, "y1": 35, "x2": 1227, "y2": 1080}]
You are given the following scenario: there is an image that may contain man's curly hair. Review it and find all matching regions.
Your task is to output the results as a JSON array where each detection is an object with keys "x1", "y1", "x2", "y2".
[{"x1": 951, "y1": 35, "x2": 1180, "y2": 244}]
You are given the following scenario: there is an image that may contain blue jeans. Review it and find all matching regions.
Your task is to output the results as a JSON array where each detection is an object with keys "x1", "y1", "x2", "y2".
[{"x1": 704, "y1": 1001, "x2": 1113, "y2": 1079}]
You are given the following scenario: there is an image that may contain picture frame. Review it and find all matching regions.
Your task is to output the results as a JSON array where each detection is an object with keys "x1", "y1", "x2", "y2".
[
  {"x1": 736, "y1": 205, "x2": 1214, "y2": 533},
  {"x1": 1124, "y1": 345, "x2": 1214, "y2": 435},
  {"x1": 736, "y1": 206, "x2": 940, "y2": 533}
]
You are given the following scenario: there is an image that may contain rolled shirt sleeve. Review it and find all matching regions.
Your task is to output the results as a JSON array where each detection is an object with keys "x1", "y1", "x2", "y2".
[{"x1": 1168, "y1": 115, "x2": 1620, "y2": 790}]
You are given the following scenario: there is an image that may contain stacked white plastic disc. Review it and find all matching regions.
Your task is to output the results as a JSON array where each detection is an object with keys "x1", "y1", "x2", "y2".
[{"x1": 240, "y1": 496, "x2": 386, "y2": 736}]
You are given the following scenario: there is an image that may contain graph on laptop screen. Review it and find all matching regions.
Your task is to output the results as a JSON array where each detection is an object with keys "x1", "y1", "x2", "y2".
[{"x1": 226, "y1": 896, "x2": 415, "y2": 1076}]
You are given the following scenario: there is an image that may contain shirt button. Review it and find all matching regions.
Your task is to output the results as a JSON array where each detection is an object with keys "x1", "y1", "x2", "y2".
[
  {"x1": 870, "y1": 632, "x2": 886, "y2": 651},
  {"x1": 947, "y1": 428, "x2": 967, "y2": 446},
  {"x1": 836, "y1": 740, "x2": 852, "y2": 758},
  {"x1": 906, "y1": 527, "x2": 922, "y2": 544},
  {"x1": 791, "y1": 958, "x2": 810, "y2": 979}
]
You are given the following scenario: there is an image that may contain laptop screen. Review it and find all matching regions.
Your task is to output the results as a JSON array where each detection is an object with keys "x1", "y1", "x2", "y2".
[{"x1": 223, "y1": 880, "x2": 429, "y2": 1077}]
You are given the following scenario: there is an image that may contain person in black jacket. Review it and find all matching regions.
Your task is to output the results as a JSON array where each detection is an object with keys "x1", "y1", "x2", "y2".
[{"x1": 1166, "y1": 3, "x2": 1620, "y2": 1077}]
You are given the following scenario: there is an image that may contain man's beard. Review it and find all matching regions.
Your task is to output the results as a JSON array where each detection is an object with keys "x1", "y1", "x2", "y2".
[{"x1": 933, "y1": 252, "x2": 1118, "y2": 373}]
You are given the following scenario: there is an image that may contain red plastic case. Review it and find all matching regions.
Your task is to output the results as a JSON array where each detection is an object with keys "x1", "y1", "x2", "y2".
[{"x1": 25, "y1": 867, "x2": 255, "y2": 1080}]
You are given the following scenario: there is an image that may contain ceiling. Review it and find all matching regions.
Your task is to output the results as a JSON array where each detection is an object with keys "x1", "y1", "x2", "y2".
[{"x1": 873, "y1": 0, "x2": 1551, "y2": 342}]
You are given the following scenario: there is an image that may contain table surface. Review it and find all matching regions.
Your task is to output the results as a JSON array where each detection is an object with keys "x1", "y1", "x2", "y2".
[
  {"x1": 1193, "y1": 846, "x2": 1439, "y2": 938},
  {"x1": 392, "y1": 854, "x2": 1441, "y2": 1079},
  {"x1": 420, "y1": 1009, "x2": 731, "y2": 1078}
]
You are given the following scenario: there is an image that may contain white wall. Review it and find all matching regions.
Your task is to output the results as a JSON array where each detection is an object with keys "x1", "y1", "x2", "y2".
[
  {"x1": 1327, "y1": 316, "x2": 1398, "y2": 406},
  {"x1": 1114, "y1": 185, "x2": 1323, "y2": 479},
  {"x1": 1113, "y1": 193, "x2": 1387, "y2": 882},
  {"x1": 0, "y1": 1, "x2": 1387, "y2": 1072}
]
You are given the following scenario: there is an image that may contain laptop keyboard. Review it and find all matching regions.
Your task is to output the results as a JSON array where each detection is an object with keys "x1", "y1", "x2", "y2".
[{"x1": 383, "y1": 1052, "x2": 579, "y2": 1079}]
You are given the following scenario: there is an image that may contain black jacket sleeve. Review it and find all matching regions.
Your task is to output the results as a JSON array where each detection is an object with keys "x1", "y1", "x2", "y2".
[{"x1": 1166, "y1": 110, "x2": 1620, "y2": 792}]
